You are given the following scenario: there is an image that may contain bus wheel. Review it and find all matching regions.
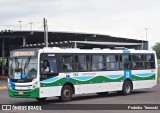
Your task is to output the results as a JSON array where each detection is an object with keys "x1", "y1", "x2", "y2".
[
  {"x1": 122, "y1": 80, "x2": 132, "y2": 95},
  {"x1": 36, "y1": 97, "x2": 47, "y2": 101},
  {"x1": 59, "y1": 85, "x2": 73, "y2": 102},
  {"x1": 97, "y1": 92, "x2": 108, "y2": 96}
]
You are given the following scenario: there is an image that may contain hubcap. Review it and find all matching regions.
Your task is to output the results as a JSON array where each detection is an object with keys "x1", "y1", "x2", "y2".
[
  {"x1": 63, "y1": 89, "x2": 70, "y2": 98},
  {"x1": 125, "y1": 84, "x2": 130, "y2": 93}
]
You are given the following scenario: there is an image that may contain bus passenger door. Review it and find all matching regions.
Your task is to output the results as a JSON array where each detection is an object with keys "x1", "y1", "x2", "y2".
[{"x1": 39, "y1": 53, "x2": 61, "y2": 97}]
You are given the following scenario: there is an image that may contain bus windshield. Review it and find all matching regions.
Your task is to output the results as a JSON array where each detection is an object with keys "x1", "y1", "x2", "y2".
[{"x1": 9, "y1": 57, "x2": 37, "y2": 80}]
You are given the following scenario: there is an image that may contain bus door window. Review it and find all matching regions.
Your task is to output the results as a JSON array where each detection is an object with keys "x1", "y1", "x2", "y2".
[
  {"x1": 49, "y1": 59, "x2": 57, "y2": 73},
  {"x1": 41, "y1": 60, "x2": 49, "y2": 73}
]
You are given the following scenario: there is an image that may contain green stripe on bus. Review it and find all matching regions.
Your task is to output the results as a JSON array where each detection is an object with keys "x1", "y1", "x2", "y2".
[
  {"x1": 40, "y1": 76, "x2": 124, "y2": 87},
  {"x1": 132, "y1": 74, "x2": 155, "y2": 81},
  {"x1": 40, "y1": 74, "x2": 156, "y2": 87}
]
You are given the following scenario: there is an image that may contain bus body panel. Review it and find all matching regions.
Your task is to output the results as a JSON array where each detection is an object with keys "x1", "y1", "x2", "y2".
[
  {"x1": 39, "y1": 86, "x2": 62, "y2": 97},
  {"x1": 133, "y1": 80, "x2": 156, "y2": 89},
  {"x1": 39, "y1": 69, "x2": 157, "y2": 96}
]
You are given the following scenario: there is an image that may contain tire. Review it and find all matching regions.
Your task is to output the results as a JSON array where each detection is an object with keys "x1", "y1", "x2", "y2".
[
  {"x1": 122, "y1": 80, "x2": 132, "y2": 95},
  {"x1": 97, "y1": 92, "x2": 108, "y2": 96},
  {"x1": 36, "y1": 97, "x2": 47, "y2": 101},
  {"x1": 59, "y1": 85, "x2": 73, "y2": 102}
]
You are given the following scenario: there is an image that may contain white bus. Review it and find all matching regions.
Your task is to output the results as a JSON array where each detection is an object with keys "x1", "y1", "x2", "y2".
[{"x1": 8, "y1": 47, "x2": 158, "y2": 102}]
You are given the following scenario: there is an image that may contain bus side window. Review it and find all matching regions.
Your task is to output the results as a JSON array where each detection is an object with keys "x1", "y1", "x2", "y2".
[
  {"x1": 62, "y1": 55, "x2": 74, "y2": 72},
  {"x1": 41, "y1": 59, "x2": 57, "y2": 74},
  {"x1": 106, "y1": 55, "x2": 119, "y2": 70},
  {"x1": 74, "y1": 55, "x2": 90, "y2": 71},
  {"x1": 120, "y1": 55, "x2": 132, "y2": 70},
  {"x1": 145, "y1": 54, "x2": 155, "y2": 69},
  {"x1": 132, "y1": 55, "x2": 144, "y2": 70},
  {"x1": 91, "y1": 55, "x2": 105, "y2": 71},
  {"x1": 63, "y1": 64, "x2": 73, "y2": 71}
]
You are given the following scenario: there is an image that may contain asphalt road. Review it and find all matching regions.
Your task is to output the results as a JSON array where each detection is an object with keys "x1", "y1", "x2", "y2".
[{"x1": 0, "y1": 82, "x2": 160, "y2": 113}]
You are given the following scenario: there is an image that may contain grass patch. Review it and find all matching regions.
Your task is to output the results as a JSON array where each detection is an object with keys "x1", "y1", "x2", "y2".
[{"x1": 158, "y1": 68, "x2": 160, "y2": 75}]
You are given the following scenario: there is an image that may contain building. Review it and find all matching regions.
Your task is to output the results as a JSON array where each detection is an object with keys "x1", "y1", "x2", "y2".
[{"x1": 0, "y1": 30, "x2": 148, "y2": 75}]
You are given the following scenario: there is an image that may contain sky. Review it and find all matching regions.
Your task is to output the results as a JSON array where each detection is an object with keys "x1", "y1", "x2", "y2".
[{"x1": 0, "y1": 0, "x2": 160, "y2": 48}]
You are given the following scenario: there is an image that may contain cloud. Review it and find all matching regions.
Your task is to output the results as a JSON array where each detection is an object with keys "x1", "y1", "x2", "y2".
[{"x1": 0, "y1": 0, "x2": 160, "y2": 47}]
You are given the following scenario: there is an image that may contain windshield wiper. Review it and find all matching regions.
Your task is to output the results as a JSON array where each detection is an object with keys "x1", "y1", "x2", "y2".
[
  {"x1": 24, "y1": 57, "x2": 31, "y2": 69},
  {"x1": 15, "y1": 57, "x2": 19, "y2": 68},
  {"x1": 24, "y1": 57, "x2": 31, "y2": 73}
]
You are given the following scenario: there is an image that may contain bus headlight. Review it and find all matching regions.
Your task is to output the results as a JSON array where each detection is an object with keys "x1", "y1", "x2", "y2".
[
  {"x1": 32, "y1": 82, "x2": 38, "y2": 89},
  {"x1": 8, "y1": 79, "x2": 11, "y2": 89}
]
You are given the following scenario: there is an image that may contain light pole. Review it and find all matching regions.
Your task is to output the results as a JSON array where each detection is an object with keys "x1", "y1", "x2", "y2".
[
  {"x1": 43, "y1": 18, "x2": 48, "y2": 47},
  {"x1": 141, "y1": 36, "x2": 143, "y2": 50},
  {"x1": 145, "y1": 28, "x2": 148, "y2": 41},
  {"x1": 18, "y1": 21, "x2": 22, "y2": 30},
  {"x1": 29, "y1": 22, "x2": 33, "y2": 31}
]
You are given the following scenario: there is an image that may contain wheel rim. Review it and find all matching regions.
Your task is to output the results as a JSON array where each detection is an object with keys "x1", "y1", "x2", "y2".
[
  {"x1": 125, "y1": 84, "x2": 131, "y2": 93},
  {"x1": 63, "y1": 89, "x2": 70, "y2": 98}
]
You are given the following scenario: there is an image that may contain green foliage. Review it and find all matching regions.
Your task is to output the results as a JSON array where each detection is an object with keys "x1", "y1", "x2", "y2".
[{"x1": 152, "y1": 42, "x2": 160, "y2": 59}]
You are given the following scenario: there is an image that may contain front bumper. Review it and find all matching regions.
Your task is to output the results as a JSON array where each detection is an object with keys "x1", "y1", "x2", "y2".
[{"x1": 8, "y1": 88, "x2": 39, "y2": 98}]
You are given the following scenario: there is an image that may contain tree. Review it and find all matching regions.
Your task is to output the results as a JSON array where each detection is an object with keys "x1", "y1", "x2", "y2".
[{"x1": 152, "y1": 42, "x2": 160, "y2": 59}]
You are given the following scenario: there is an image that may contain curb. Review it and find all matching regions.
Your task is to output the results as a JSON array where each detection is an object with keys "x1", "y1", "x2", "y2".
[{"x1": 0, "y1": 86, "x2": 7, "y2": 90}]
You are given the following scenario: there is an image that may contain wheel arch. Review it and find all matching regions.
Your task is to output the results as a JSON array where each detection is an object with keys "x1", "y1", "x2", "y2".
[
  {"x1": 123, "y1": 78, "x2": 133, "y2": 90},
  {"x1": 62, "y1": 82, "x2": 75, "y2": 94}
]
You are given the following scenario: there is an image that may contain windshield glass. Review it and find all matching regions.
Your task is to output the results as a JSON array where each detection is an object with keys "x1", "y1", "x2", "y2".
[{"x1": 9, "y1": 57, "x2": 37, "y2": 80}]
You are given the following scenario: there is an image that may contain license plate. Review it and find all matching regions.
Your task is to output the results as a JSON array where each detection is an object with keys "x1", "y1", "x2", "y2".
[{"x1": 18, "y1": 92, "x2": 23, "y2": 95}]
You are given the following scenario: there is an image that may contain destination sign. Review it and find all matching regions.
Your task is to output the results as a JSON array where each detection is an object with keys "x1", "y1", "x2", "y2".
[{"x1": 12, "y1": 51, "x2": 36, "y2": 57}]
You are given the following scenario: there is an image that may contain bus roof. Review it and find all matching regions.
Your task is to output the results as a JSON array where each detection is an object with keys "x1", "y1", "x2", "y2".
[{"x1": 39, "y1": 47, "x2": 155, "y2": 54}]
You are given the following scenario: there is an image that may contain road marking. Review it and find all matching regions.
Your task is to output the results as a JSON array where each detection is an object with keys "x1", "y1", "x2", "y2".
[{"x1": 0, "y1": 86, "x2": 7, "y2": 90}]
